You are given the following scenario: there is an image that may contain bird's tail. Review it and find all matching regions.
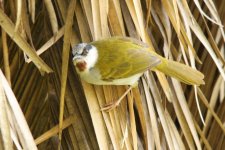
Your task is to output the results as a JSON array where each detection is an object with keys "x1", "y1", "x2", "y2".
[{"x1": 154, "y1": 58, "x2": 205, "y2": 86}]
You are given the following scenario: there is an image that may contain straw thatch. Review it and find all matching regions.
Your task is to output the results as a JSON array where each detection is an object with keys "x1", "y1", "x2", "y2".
[{"x1": 0, "y1": 0, "x2": 224, "y2": 149}]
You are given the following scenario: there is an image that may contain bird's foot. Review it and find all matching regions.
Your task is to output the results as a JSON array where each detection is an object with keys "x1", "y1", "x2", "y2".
[{"x1": 101, "y1": 86, "x2": 133, "y2": 112}]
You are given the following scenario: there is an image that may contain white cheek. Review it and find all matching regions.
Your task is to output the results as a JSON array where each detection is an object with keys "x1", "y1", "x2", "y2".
[{"x1": 84, "y1": 46, "x2": 98, "y2": 70}]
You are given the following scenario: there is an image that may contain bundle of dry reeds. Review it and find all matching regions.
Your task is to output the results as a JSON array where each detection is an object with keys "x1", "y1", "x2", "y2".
[{"x1": 0, "y1": 0, "x2": 224, "y2": 149}]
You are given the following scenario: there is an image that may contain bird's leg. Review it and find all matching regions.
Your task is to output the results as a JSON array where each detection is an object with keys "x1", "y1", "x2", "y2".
[{"x1": 101, "y1": 86, "x2": 133, "y2": 111}]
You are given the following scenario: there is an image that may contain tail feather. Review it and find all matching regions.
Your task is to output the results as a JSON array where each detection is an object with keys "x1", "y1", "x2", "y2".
[{"x1": 155, "y1": 58, "x2": 205, "y2": 86}]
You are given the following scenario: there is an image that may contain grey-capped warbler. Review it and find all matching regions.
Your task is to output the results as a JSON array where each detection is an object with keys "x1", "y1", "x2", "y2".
[{"x1": 72, "y1": 37, "x2": 204, "y2": 110}]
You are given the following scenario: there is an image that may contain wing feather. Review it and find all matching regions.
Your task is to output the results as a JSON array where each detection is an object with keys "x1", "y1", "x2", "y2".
[{"x1": 91, "y1": 37, "x2": 161, "y2": 80}]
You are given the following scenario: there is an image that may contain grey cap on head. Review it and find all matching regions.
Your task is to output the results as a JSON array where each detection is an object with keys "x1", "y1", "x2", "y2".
[
  {"x1": 72, "y1": 43, "x2": 87, "y2": 56},
  {"x1": 72, "y1": 43, "x2": 94, "y2": 56}
]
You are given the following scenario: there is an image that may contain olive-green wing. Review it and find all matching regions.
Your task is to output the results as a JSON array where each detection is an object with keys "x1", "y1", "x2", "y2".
[{"x1": 91, "y1": 37, "x2": 161, "y2": 80}]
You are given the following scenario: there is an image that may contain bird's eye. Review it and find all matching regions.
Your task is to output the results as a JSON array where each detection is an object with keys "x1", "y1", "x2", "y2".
[
  {"x1": 81, "y1": 45, "x2": 92, "y2": 56},
  {"x1": 81, "y1": 48, "x2": 88, "y2": 55}
]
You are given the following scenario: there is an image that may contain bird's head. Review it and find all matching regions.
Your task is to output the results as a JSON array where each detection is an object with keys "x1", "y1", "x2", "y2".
[{"x1": 72, "y1": 43, "x2": 98, "y2": 72}]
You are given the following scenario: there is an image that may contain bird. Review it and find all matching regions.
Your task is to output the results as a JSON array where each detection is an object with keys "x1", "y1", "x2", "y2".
[{"x1": 72, "y1": 37, "x2": 204, "y2": 110}]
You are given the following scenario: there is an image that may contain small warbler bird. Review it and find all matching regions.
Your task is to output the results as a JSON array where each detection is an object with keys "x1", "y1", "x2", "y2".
[{"x1": 72, "y1": 37, "x2": 204, "y2": 110}]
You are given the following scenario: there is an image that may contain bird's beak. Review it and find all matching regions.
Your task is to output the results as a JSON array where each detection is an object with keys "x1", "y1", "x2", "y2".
[{"x1": 72, "y1": 55, "x2": 82, "y2": 61}]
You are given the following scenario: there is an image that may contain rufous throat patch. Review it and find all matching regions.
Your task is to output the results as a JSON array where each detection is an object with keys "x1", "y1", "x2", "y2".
[{"x1": 76, "y1": 61, "x2": 87, "y2": 72}]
